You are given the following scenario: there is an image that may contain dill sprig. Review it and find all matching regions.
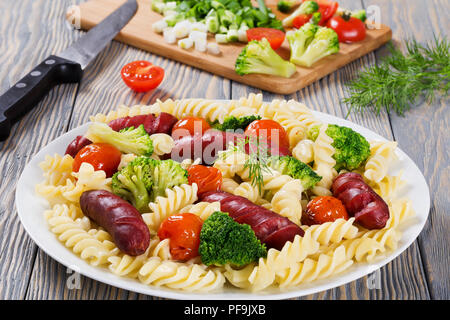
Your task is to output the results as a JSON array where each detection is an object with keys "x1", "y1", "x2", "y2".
[
  {"x1": 343, "y1": 36, "x2": 449, "y2": 116},
  {"x1": 225, "y1": 136, "x2": 272, "y2": 194}
]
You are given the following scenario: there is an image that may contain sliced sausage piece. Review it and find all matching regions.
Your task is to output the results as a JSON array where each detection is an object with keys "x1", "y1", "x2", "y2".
[
  {"x1": 332, "y1": 172, "x2": 390, "y2": 229},
  {"x1": 149, "y1": 112, "x2": 178, "y2": 135},
  {"x1": 199, "y1": 191, "x2": 304, "y2": 250},
  {"x1": 80, "y1": 190, "x2": 150, "y2": 256}
]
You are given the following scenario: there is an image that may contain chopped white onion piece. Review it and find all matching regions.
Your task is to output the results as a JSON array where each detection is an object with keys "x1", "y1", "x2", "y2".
[
  {"x1": 163, "y1": 28, "x2": 176, "y2": 44},
  {"x1": 189, "y1": 30, "x2": 207, "y2": 42},
  {"x1": 164, "y1": 1, "x2": 177, "y2": 10},
  {"x1": 178, "y1": 38, "x2": 193, "y2": 49},
  {"x1": 194, "y1": 38, "x2": 207, "y2": 52},
  {"x1": 152, "y1": 19, "x2": 168, "y2": 34},
  {"x1": 207, "y1": 42, "x2": 221, "y2": 55},
  {"x1": 173, "y1": 20, "x2": 191, "y2": 38},
  {"x1": 215, "y1": 33, "x2": 228, "y2": 44},
  {"x1": 238, "y1": 29, "x2": 248, "y2": 42},
  {"x1": 190, "y1": 22, "x2": 208, "y2": 33}
]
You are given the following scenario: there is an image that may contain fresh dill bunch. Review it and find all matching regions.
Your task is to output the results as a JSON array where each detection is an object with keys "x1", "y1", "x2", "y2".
[{"x1": 343, "y1": 36, "x2": 449, "y2": 116}]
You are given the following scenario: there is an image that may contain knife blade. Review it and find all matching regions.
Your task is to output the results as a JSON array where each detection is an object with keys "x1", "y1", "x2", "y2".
[{"x1": 0, "y1": 0, "x2": 138, "y2": 141}]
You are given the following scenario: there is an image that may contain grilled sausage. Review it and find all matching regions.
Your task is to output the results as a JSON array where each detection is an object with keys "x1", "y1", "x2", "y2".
[
  {"x1": 331, "y1": 172, "x2": 390, "y2": 229},
  {"x1": 65, "y1": 135, "x2": 92, "y2": 158},
  {"x1": 108, "y1": 112, "x2": 178, "y2": 135},
  {"x1": 80, "y1": 190, "x2": 150, "y2": 256},
  {"x1": 198, "y1": 190, "x2": 304, "y2": 250},
  {"x1": 170, "y1": 128, "x2": 290, "y2": 165}
]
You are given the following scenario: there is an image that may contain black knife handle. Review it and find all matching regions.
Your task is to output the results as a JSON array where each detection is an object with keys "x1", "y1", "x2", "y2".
[{"x1": 0, "y1": 55, "x2": 83, "y2": 141}]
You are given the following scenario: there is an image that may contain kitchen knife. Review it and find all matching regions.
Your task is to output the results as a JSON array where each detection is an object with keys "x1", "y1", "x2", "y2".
[{"x1": 0, "y1": 0, "x2": 138, "y2": 141}]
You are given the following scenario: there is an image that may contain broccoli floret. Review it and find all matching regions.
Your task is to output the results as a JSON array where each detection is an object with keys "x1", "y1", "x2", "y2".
[
  {"x1": 282, "y1": 0, "x2": 319, "y2": 27},
  {"x1": 307, "y1": 124, "x2": 371, "y2": 171},
  {"x1": 211, "y1": 115, "x2": 262, "y2": 131},
  {"x1": 277, "y1": 0, "x2": 297, "y2": 13},
  {"x1": 112, "y1": 157, "x2": 154, "y2": 212},
  {"x1": 267, "y1": 155, "x2": 322, "y2": 189},
  {"x1": 199, "y1": 211, "x2": 267, "y2": 267},
  {"x1": 112, "y1": 157, "x2": 188, "y2": 212},
  {"x1": 338, "y1": 8, "x2": 367, "y2": 22},
  {"x1": 325, "y1": 124, "x2": 371, "y2": 171},
  {"x1": 287, "y1": 23, "x2": 319, "y2": 64},
  {"x1": 292, "y1": 26, "x2": 339, "y2": 67},
  {"x1": 235, "y1": 38, "x2": 297, "y2": 78},
  {"x1": 151, "y1": 158, "x2": 188, "y2": 199},
  {"x1": 86, "y1": 123, "x2": 153, "y2": 156}
]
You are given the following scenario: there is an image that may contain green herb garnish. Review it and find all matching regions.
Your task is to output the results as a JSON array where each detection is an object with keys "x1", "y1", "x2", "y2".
[{"x1": 343, "y1": 36, "x2": 449, "y2": 116}]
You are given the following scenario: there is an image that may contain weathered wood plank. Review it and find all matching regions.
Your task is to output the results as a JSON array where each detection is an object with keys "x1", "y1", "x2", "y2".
[
  {"x1": 362, "y1": 0, "x2": 449, "y2": 300},
  {"x1": 0, "y1": 0, "x2": 82, "y2": 299}
]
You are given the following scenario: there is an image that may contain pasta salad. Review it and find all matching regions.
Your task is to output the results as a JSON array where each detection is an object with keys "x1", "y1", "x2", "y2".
[{"x1": 35, "y1": 94, "x2": 415, "y2": 293}]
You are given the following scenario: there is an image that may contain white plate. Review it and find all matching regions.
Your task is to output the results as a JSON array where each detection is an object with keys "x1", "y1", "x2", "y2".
[{"x1": 15, "y1": 111, "x2": 430, "y2": 300}]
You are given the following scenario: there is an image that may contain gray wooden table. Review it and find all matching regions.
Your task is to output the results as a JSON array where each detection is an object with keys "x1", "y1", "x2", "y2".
[{"x1": 0, "y1": 0, "x2": 448, "y2": 300}]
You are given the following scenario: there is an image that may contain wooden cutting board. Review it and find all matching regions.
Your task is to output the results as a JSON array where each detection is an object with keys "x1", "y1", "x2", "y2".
[{"x1": 71, "y1": 0, "x2": 392, "y2": 94}]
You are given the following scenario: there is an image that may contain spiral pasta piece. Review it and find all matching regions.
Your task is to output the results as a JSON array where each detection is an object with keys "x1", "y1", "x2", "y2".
[
  {"x1": 270, "y1": 179, "x2": 303, "y2": 224},
  {"x1": 179, "y1": 201, "x2": 221, "y2": 221},
  {"x1": 238, "y1": 93, "x2": 264, "y2": 109},
  {"x1": 371, "y1": 172, "x2": 406, "y2": 201},
  {"x1": 292, "y1": 139, "x2": 315, "y2": 164},
  {"x1": 364, "y1": 141, "x2": 398, "y2": 183},
  {"x1": 213, "y1": 149, "x2": 249, "y2": 179},
  {"x1": 150, "y1": 133, "x2": 175, "y2": 156},
  {"x1": 301, "y1": 218, "x2": 358, "y2": 245},
  {"x1": 89, "y1": 103, "x2": 161, "y2": 123},
  {"x1": 233, "y1": 182, "x2": 261, "y2": 203},
  {"x1": 312, "y1": 125, "x2": 337, "y2": 196},
  {"x1": 276, "y1": 245, "x2": 353, "y2": 288},
  {"x1": 138, "y1": 257, "x2": 226, "y2": 292},
  {"x1": 385, "y1": 198, "x2": 415, "y2": 229},
  {"x1": 39, "y1": 154, "x2": 75, "y2": 186},
  {"x1": 45, "y1": 204, "x2": 119, "y2": 266},
  {"x1": 171, "y1": 99, "x2": 230, "y2": 123},
  {"x1": 62, "y1": 163, "x2": 111, "y2": 203},
  {"x1": 272, "y1": 112, "x2": 306, "y2": 148},
  {"x1": 107, "y1": 238, "x2": 171, "y2": 278},
  {"x1": 220, "y1": 177, "x2": 240, "y2": 193},
  {"x1": 143, "y1": 183, "x2": 198, "y2": 232},
  {"x1": 224, "y1": 232, "x2": 320, "y2": 291}
]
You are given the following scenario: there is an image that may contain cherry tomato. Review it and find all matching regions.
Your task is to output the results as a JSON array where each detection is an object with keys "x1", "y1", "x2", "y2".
[
  {"x1": 157, "y1": 213, "x2": 203, "y2": 261},
  {"x1": 246, "y1": 28, "x2": 286, "y2": 50},
  {"x1": 302, "y1": 196, "x2": 349, "y2": 226},
  {"x1": 72, "y1": 143, "x2": 122, "y2": 177},
  {"x1": 121, "y1": 61, "x2": 164, "y2": 92},
  {"x1": 244, "y1": 119, "x2": 290, "y2": 151},
  {"x1": 187, "y1": 165, "x2": 223, "y2": 195},
  {"x1": 327, "y1": 15, "x2": 366, "y2": 43},
  {"x1": 293, "y1": 14, "x2": 313, "y2": 29},
  {"x1": 302, "y1": 0, "x2": 338, "y2": 26},
  {"x1": 171, "y1": 116, "x2": 211, "y2": 138}
]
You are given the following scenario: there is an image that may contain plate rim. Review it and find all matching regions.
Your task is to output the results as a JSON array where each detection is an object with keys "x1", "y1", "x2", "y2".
[{"x1": 15, "y1": 109, "x2": 431, "y2": 300}]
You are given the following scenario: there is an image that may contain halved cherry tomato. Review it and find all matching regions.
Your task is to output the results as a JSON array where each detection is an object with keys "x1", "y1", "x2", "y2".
[
  {"x1": 293, "y1": 14, "x2": 312, "y2": 29},
  {"x1": 327, "y1": 14, "x2": 366, "y2": 43},
  {"x1": 244, "y1": 119, "x2": 290, "y2": 151},
  {"x1": 157, "y1": 213, "x2": 203, "y2": 261},
  {"x1": 121, "y1": 61, "x2": 164, "y2": 92},
  {"x1": 246, "y1": 28, "x2": 286, "y2": 50},
  {"x1": 302, "y1": 0, "x2": 338, "y2": 26},
  {"x1": 171, "y1": 116, "x2": 211, "y2": 138},
  {"x1": 302, "y1": 196, "x2": 348, "y2": 226},
  {"x1": 72, "y1": 143, "x2": 122, "y2": 177},
  {"x1": 187, "y1": 164, "x2": 223, "y2": 194}
]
